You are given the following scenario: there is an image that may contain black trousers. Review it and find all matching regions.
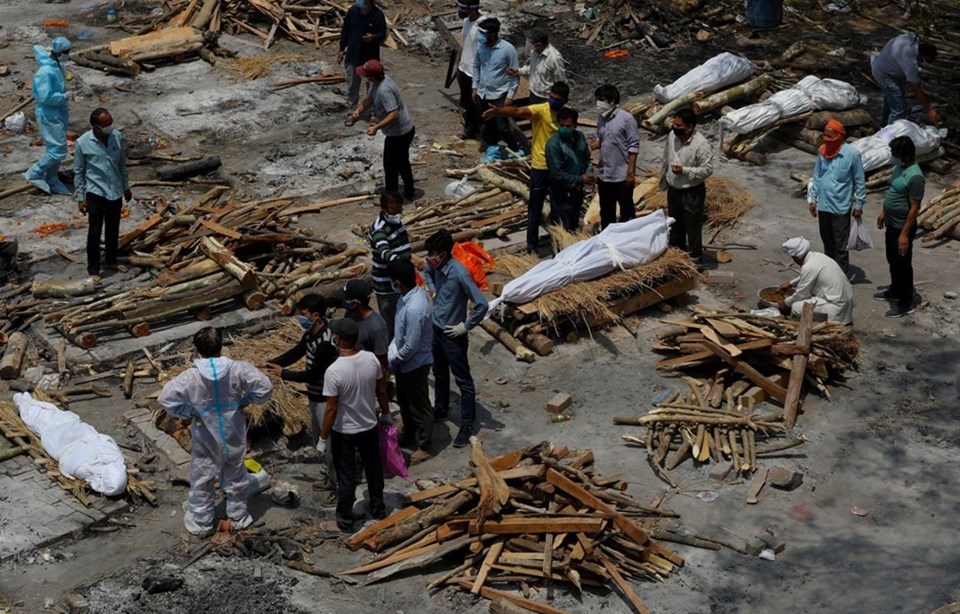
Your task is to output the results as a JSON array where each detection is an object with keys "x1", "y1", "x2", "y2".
[
  {"x1": 432, "y1": 326, "x2": 476, "y2": 431},
  {"x1": 885, "y1": 224, "x2": 916, "y2": 308},
  {"x1": 383, "y1": 128, "x2": 415, "y2": 198},
  {"x1": 456, "y1": 69, "x2": 481, "y2": 138},
  {"x1": 375, "y1": 291, "x2": 400, "y2": 342},
  {"x1": 86, "y1": 192, "x2": 122, "y2": 275},
  {"x1": 667, "y1": 183, "x2": 706, "y2": 262},
  {"x1": 598, "y1": 180, "x2": 635, "y2": 229},
  {"x1": 479, "y1": 95, "x2": 521, "y2": 152},
  {"x1": 331, "y1": 426, "x2": 384, "y2": 530},
  {"x1": 396, "y1": 364, "x2": 433, "y2": 451},
  {"x1": 550, "y1": 186, "x2": 585, "y2": 231},
  {"x1": 819, "y1": 210, "x2": 852, "y2": 273},
  {"x1": 526, "y1": 169, "x2": 550, "y2": 252}
]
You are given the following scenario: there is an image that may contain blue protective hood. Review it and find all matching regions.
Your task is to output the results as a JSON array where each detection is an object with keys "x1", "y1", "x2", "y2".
[{"x1": 32, "y1": 45, "x2": 59, "y2": 68}]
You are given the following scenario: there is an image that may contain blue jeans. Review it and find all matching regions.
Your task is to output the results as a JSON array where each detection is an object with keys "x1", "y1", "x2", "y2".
[
  {"x1": 881, "y1": 82, "x2": 906, "y2": 126},
  {"x1": 432, "y1": 325, "x2": 476, "y2": 431},
  {"x1": 526, "y1": 169, "x2": 550, "y2": 252}
]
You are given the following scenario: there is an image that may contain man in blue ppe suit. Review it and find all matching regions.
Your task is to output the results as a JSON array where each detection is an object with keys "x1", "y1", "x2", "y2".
[
  {"x1": 159, "y1": 327, "x2": 273, "y2": 536},
  {"x1": 24, "y1": 37, "x2": 72, "y2": 195}
]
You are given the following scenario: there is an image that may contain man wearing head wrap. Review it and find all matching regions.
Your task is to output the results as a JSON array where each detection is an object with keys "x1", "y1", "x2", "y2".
[
  {"x1": 778, "y1": 237, "x2": 854, "y2": 325},
  {"x1": 23, "y1": 37, "x2": 72, "y2": 195},
  {"x1": 159, "y1": 328, "x2": 273, "y2": 536},
  {"x1": 808, "y1": 118, "x2": 866, "y2": 277}
]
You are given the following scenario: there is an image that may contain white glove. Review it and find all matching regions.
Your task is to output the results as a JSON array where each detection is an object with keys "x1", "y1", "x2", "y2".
[
  {"x1": 387, "y1": 340, "x2": 398, "y2": 366},
  {"x1": 316, "y1": 437, "x2": 328, "y2": 455},
  {"x1": 444, "y1": 323, "x2": 469, "y2": 338}
]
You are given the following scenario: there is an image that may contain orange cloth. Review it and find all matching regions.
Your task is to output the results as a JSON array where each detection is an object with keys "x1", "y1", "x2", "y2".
[{"x1": 819, "y1": 119, "x2": 846, "y2": 160}]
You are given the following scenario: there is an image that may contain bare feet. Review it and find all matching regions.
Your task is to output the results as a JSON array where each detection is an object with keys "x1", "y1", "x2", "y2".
[
  {"x1": 105, "y1": 263, "x2": 128, "y2": 273},
  {"x1": 410, "y1": 449, "x2": 433, "y2": 465}
]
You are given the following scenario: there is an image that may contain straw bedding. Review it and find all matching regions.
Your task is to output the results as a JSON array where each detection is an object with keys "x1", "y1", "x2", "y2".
[
  {"x1": 646, "y1": 175, "x2": 756, "y2": 227},
  {"x1": 221, "y1": 53, "x2": 310, "y2": 80}
]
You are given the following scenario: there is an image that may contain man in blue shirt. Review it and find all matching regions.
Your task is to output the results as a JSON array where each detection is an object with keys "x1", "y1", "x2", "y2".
[
  {"x1": 423, "y1": 230, "x2": 489, "y2": 448},
  {"x1": 471, "y1": 18, "x2": 521, "y2": 153},
  {"x1": 337, "y1": 0, "x2": 386, "y2": 124},
  {"x1": 74, "y1": 107, "x2": 132, "y2": 282},
  {"x1": 808, "y1": 118, "x2": 866, "y2": 276},
  {"x1": 387, "y1": 259, "x2": 435, "y2": 464}
]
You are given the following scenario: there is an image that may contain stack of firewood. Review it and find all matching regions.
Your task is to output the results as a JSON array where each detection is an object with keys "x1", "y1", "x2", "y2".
[
  {"x1": 919, "y1": 181, "x2": 960, "y2": 242},
  {"x1": 43, "y1": 188, "x2": 367, "y2": 349},
  {"x1": 343, "y1": 439, "x2": 683, "y2": 614}
]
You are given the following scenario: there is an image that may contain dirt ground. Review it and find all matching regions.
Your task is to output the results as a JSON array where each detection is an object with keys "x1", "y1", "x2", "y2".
[{"x1": 1, "y1": 0, "x2": 959, "y2": 612}]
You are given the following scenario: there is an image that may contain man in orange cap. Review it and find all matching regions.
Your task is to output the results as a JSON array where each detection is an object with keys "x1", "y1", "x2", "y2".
[{"x1": 807, "y1": 118, "x2": 866, "y2": 277}]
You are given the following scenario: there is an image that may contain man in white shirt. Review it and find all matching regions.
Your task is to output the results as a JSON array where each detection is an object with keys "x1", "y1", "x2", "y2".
[
  {"x1": 319, "y1": 319, "x2": 390, "y2": 532},
  {"x1": 455, "y1": 0, "x2": 482, "y2": 140},
  {"x1": 515, "y1": 30, "x2": 566, "y2": 104},
  {"x1": 778, "y1": 237, "x2": 854, "y2": 326}
]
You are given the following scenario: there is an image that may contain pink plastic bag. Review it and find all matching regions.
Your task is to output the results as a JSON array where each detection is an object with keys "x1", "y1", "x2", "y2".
[{"x1": 379, "y1": 423, "x2": 408, "y2": 479}]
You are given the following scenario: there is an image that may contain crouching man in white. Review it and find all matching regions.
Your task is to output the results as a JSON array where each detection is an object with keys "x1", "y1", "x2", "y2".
[
  {"x1": 778, "y1": 236, "x2": 854, "y2": 326},
  {"x1": 159, "y1": 327, "x2": 273, "y2": 536}
]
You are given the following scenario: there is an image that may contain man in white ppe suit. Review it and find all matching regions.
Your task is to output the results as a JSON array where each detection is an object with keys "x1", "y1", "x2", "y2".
[
  {"x1": 778, "y1": 237, "x2": 854, "y2": 326},
  {"x1": 159, "y1": 327, "x2": 273, "y2": 536}
]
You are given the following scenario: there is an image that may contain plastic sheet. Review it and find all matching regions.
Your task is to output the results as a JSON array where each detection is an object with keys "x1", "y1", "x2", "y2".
[
  {"x1": 875, "y1": 119, "x2": 941, "y2": 155},
  {"x1": 653, "y1": 52, "x2": 755, "y2": 103}
]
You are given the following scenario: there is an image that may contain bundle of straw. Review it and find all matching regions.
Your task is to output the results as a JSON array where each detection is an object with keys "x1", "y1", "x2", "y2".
[
  {"x1": 646, "y1": 175, "x2": 756, "y2": 227},
  {"x1": 221, "y1": 53, "x2": 310, "y2": 80}
]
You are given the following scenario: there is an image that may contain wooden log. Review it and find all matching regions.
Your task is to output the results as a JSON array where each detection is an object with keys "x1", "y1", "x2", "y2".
[
  {"x1": 190, "y1": 0, "x2": 219, "y2": 30},
  {"x1": 460, "y1": 582, "x2": 572, "y2": 614},
  {"x1": 367, "y1": 490, "x2": 474, "y2": 552},
  {"x1": 118, "y1": 214, "x2": 163, "y2": 252},
  {"x1": 157, "y1": 156, "x2": 222, "y2": 181},
  {"x1": 783, "y1": 302, "x2": 813, "y2": 429},
  {"x1": 700, "y1": 339, "x2": 787, "y2": 404},
  {"x1": 199, "y1": 236, "x2": 255, "y2": 285},
  {"x1": 691, "y1": 75, "x2": 773, "y2": 116},
  {"x1": 518, "y1": 331, "x2": 553, "y2": 356},
  {"x1": 478, "y1": 166, "x2": 531, "y2": 203},
  {"x1": 0, "y1": 446, "x2": 28, "y2": 462},
  {"x1": 804, "y1": 109, "x2": 873, "y2": 131},
  {"x1": 0, "y1": 333, "x2": 29, "y2": 380},
  {"x1": 110, "y1": 27, "x2": 202, "y2": 56},
  {"x1": 123, "y1": 360, "x2": 135, "y2": 399},
  {"x1": 0, "y1": 183, "x2": 34, "y2": 202},
  {"x1": 643, "y1": 90, "x2": 705, "y2": 133},
  {"x1": 480, "y1": 319, "x2": 536, "y2": 363},
  {"x1": 71, "y1": 52, "x2": 140, "y2": 77},
  {"x1": 470, "y1": 436, "x2": 510, "y2": 524},
  {"x1": 269, "y1": 75, "x2": 346, "y2": 90},
  {"x1": 31, "y1": 278, "x2": 97, "y2": 299}
]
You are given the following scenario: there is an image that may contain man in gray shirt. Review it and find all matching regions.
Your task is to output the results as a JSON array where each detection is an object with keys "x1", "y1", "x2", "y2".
[
  {"x1": 332, "y1": 279, "x2": 389, "y2": 374},
  {"x1": 870, "y1": 33, "x2": 939, "y2": 126},
  {"x1": 659, "y1": 107, "x2": 714, "y2": 267},
  {"x1": 593, "y1": 84, "x2": 639, "y2": 229},
  {"x1": 351, "y1": 59, "x2": 417, "y2": 200}
]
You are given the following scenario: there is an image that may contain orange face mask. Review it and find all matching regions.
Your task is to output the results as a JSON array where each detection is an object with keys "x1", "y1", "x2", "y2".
[{"x1": 819, "y1": 119, "x2": 846, "y2": 160}]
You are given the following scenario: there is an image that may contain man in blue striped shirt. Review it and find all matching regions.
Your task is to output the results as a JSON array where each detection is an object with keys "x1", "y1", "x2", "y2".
[
  {"x1": 808, "y1": 118, "x2": 866, "y2": 276},
  {"x1": 423, "y1": 230, "x2": 488, "y2": 448},
  {"x1": 368, "y1": 192, "x2": 411, "y2": 340},
  {"x1": 387, "y1": 259, "x2": 435, "y2": 463}
]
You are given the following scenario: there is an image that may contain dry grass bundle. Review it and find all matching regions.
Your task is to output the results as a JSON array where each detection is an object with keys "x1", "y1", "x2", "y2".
[
  {"x1": 221, "y1": 53, "x2": 309, "y2": 80},
  {"x1": 646, "y1": 176, "x2": 756, "y2": 227},
  {"x1": 161, "y1": 319, "x2": 312, "y2": 443}
]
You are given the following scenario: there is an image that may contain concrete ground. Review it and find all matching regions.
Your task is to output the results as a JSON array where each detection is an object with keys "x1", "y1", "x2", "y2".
[{"x1": 1, "y1": 0, "x2": 959, "y2": 612}]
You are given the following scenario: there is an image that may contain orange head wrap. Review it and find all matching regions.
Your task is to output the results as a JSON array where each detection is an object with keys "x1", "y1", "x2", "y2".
[{"x1": 819, "y1": 119, "x2": 846, "y2": 160}]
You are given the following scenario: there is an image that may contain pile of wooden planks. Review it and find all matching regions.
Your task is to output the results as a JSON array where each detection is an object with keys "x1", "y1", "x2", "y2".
[
  {"x1": 42, "y1": 187, "x2": 366, "y2": 349},
  {"x1": 919, "y1": 181, "x2": 960, "y2": 242},
  {"x1": 343, "y1": 439, "x2": 683, "y2": 614}
]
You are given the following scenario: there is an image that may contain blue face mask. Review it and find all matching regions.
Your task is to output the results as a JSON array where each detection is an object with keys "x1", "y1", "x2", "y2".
[
  {"x1": 298, "y1": 315, "x2": 313, "y2": 330},
  {"x1": 558, "y1": 126, "x2": 574, "y2": 138},
  {"x1": 891, "y1": 155, "x2": 902, "y2": 167},
  {"x1": 548, "y1": 97, "x2": 564, "y2": 111},
  {"x1": 391, "y1": 281, "x2": 403, "y2": 294}
]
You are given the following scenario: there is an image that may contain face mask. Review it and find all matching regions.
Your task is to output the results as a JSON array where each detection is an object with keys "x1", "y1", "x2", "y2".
[
  {"x1": 425, "y1": 255, "x2": 444, "y2": 268},
  {"x1": 297, "y1": 315, "x2": 313, "y2": 330},
  {"x1": 332, "y1": 335, "x2": 341, "y2": 347},
  {"x1": 101, "y1": 125, "x2": 114, "y2": 135},
  {"x1": 58, "y1": 53, "x2": 71, "y2": 63},
  {"x1": 547, "y1": 98, "x2": 564, "y2": 111},
  {"x1": 344, "y1": 299, "x2": 360, "y2": 312},
  {"x1": 596, "y1": 101, "x2": 613, "y2": 117},
  {"x1": 385, "y1": 212, "x2": 401, "y2": 224},
  {"x1": 558, "y1": 126, "x2": 574, "y2": 138},
  {"x1": 672, "y1": 127, "x2": 687, "y2": 138},
  {"x1": 458, "y1": 8, "x2": 470, "y2": 18},
  {"x1": 891, "y1": 155, "x2": 902, "y2": 167},
  {"x1": 391, "y1": 281, "x2": 403, "y2": 293},
  {"x1": 355, "y1": 0, "x2": 368, "y2": 9}
]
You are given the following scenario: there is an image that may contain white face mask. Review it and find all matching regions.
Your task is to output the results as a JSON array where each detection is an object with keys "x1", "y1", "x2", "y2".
[
  {"x1": 596, "y1": 101, "x2": 614, "y2": 117},
  {"x1": 385, "y1": 213, "x2": 401, "y2": 224},
  {"x1": 99, "y1": 124, "x2": 115, "y2": 136}
]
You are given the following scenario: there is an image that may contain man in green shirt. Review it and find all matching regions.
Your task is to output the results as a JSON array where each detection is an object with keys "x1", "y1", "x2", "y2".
[
  {"x1": 875, "y1": 136, "x2": 924, "y2": 318},
  {"x1": 545, "y1": 107, "x2": 591, "y2": 230}
]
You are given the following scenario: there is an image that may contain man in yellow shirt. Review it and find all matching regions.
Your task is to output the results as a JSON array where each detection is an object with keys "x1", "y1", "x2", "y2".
[{"x1": 483, "y1": 81, "x2": 569, "y2": 253}]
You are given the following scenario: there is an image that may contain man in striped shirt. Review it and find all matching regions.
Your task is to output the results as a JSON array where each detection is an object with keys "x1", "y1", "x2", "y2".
[{"x1": 368, "y1": 191, "x2": 410, "y2": 341}]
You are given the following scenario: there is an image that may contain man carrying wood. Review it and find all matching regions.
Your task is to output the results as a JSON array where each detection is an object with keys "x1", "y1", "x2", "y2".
[
  {"x1": 423, "y1": 229, "x2": 488, "y2": 448},
  {"x1": 594, "y1": 84, "x2": 640, "y2": 230},
  {"x1": 74, "y1": 107, "x2": 133, "y2": 283},
  {"x1": 387, "y1": 259, "x2": 435, "y2": 464},
  {"x1": 23, "y1": 37, "x2": 72, "y2": 195},
  {"x1": 338, "y1": 0, "x2": 387, "y2": 125},
  {"x1": 482, "y1": 81, "x2": 569, "y2": 252},
  {"x1": 808, "y1": 118, "x2": 866, "y2": 277},
  {"x1": 870, "y1": 33, "x2": 939, "y2": 126},
  {"x1": 351, "y1": 60, "x2": 417, "y2": 201},
  {"x1": 778, "y1": 237, "x2": 854, "y2": 325},
  {"x1": 659, "y1": 107, "x2": 713, "y2": 267},
  {"x1": 319, "y1": 319, "x2": 390, "y2": 532},
  {"x1": 545, "y1": 107, "x2": 591, "y2": 231},
  {"x1": 159, "y1": 327, "x2": 273, "y2": 536},
  {"x1": 260, "y1": 294, "x2": 340, "y2": 504},
  {"x1": 368, "y1": 191, "x2": 411, "y2": 341}
]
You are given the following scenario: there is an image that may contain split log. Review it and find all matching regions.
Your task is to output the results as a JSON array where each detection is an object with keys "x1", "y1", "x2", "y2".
[
  {"x1": 368, "y1": 490, "x2": 474, "y2": 552},
  {"x1": 157, "y1": 156, "x2": 222, "y2": 181},
  {"x1": 31, "y1": 278, "x2": 98, "y2": 299},
  {"x1": 0, "y1": 183, "x2": 34, "y2": 202},
  {"x1": 71, "y1": 52, "x2": 141, "y2": 77},
  {"x1": 643, "y1": 91, "x2": 705, "y2": 133},
  {"x1": 480, "y1": 319, "x2": 536, "y2": 363},
  {"x1": 478, "y1": 167, "x2": 530, "y2": 203},
  {"x1": 123, "y1": 360, "x2": 135, "y2": 399},
  {"x1": 470, "y1": 436, "x2": 511, "y2": 524},
  {"x1": 0, "y1": 332, "x2": 29, "y2": 380},
  {"x1": 110, "y1": 27, "x2": 203, "y2": 57},
  {"x1": 784, "y1": 303, "x2": 813, "y2": 428},
  {"x1": 691, "y1": 75, "x2": 773, "y2": 116},
  {"x1": 270, "y1": 75, "x2": 346, "y2": 90},
  {"x1": 199, "y1": 236, "x2": 255, "y2": 285},
  {"x1": 190, "y1": 0, "x2": 220, "y2": 30}
]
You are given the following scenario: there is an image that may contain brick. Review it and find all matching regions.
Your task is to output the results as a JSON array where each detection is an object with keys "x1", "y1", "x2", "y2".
[
  {"x1": 758, "y1": 533, "x2": 786, "y2": 554},
  {"x1": 767, "y1": 466, "x2": 803, "y2": 491},
  {"x1": 706, "y1": 271, "x2": 736, "y2": 285},
  {"x1": 100, "y1": 499, "x2": 130, "y2": 517},
  {"x1": 545, "y1": 393, "x2": 572, "y2": 414},
  {"x1": 709, "y1": 461, "x2": 733, "y2": 482}
]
